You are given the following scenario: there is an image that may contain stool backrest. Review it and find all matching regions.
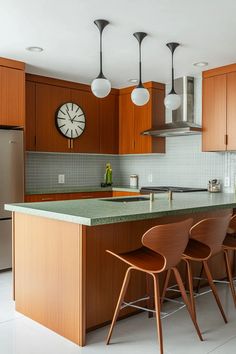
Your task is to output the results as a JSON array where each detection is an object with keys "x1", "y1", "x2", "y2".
[
  {"x1": 142, "y1": 218, "x2": 193, "y2": 271},
  {"x1": 190, "y1": 215, "x2": 231, "y2": 256}
]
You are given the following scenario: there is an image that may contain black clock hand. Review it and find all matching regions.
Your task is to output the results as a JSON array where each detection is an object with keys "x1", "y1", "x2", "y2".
[{"x1": 67, "y1": 110, "x2": 73, "y2": 121}]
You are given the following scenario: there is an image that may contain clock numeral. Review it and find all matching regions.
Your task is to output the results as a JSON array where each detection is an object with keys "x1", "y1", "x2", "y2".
[
  {"x1": 71, "y1": 103, "x2": 74, "y2": 111},
  {"x1": 65, "y1": 128, "x2": 69, "y2": 136},
  {"x1": 59, "y1": 124, "x2": 66, "y2": 129},
  {"x1": 57, "y1": 117, "x2": 66, "y2": 120},
  {"x1": 71, "y1": 129, "x2": 73, "y2": 138},
  {"x1": 59, "y1": 109, "x2": 66, "y2": 115},
  {"x1": 78, "y1": 126, "x2": 83, "y2": 131},
  {"x1": 75, "y1": 129, "x2": 79, "y2": 136}
]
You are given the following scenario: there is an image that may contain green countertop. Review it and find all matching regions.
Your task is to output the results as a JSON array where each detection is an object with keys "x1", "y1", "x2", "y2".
[
  {"x1": 5, "y1": 192, "x2": 236, "y2": 226},
  {"x1": 25, "y1": 185, "x2": 140, "y2": 195}
]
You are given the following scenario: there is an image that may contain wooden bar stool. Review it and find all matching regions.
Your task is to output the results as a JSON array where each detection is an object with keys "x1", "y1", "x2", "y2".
[
  {"x1": 106, "y1": 219, "x2": 203, "y2": 354},
  {"x1": 179, "y1": 215, "x2": 231, "y2": 323},
  {"x1": 222, "y1": 214, "x2": 236, "y2": 307}
]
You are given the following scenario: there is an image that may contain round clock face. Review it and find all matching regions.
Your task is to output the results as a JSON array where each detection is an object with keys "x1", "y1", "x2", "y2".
[{"x1": 56, "y1": 102, "x2": 86, "y2": 139}]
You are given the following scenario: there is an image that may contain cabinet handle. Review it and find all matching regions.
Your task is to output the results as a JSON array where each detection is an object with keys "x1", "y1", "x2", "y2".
[
  {"x1": 41, "y1": 197, "x2": 53, "y2": 201},
  {"x1": 68, "y1": 139, "x2": 70, "y2": 149},
  {"x1": 71, "y1": 139, "x2": 73, "y2": 149},
  {"x1": 224, "y1": 134, "x2": 228, "y2": 146}
]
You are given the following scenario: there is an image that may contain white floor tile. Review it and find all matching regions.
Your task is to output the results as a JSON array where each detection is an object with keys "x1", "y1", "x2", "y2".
[{"x1": 0, "y1": 271, "x2": 236, "y2": 354}]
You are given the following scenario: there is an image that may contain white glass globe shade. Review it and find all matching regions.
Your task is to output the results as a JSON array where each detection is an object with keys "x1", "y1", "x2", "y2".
[
  {"x1": 131, "y1": 87, "x2": 150, "y2": 106},
  {"x1": 164, "y1": 93, "x2": 181, "y2": 110},
  {"x1": 91, "y1": 78, "x2": 111, "y2": 98}
]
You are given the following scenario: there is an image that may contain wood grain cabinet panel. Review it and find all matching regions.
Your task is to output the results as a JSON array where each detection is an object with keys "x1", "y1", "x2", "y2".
[
  {"x1": 119, "y1": 83, "x2": 165, "y2": 154},
  {"x1": 35, "y1": 83, "x2": 71, "y2": 152},
  {"x1": 25, "y1": 81, "x2": 36, "y2": 150},
  {"x1": 70, "y1": 89, "x2": 100, "y2": 153},
  {"x1": 99, "y1": 94, "x2": 119, "y2": 154},
  {"x1": 202, "y1": 64, "x2": 236, "y2": 152},
  {"x1": 202, "y1": 75, "x2": 227, "y2": 151},
  {"x1": 226, "y1": 71, "x2": 236, "y2": 151},
  {"x1": 119, "y1": 93, "x2": 134, "y2": 154},
  {"x1": 0, "y1": 66, "x2": 25, "y2": 127},
  {"x1": 24, "y1": 191, "x2": 113, "y2": 202}
]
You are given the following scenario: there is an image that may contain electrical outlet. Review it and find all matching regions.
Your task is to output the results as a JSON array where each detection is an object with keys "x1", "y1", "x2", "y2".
[
  {"x1": 148, "y1": 174, "x2": 153, "y2": 183},
  {"x1": 58, "y1": 174, "x2": 65, "y2": 184},
  {"x1": 224, "y1": 176, "x2": 230, "y2": 187}
]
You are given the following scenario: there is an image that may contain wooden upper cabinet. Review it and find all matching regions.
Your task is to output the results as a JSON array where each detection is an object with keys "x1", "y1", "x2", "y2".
[
  {"x1": 226, "y1": 71, "x2": 236, "y2": 151},
  {"x1": 0, "y1": 61, "x2": 25, "y2": 127},
  {"x1": 119, "y1": 82, "x2": 165, "y2": 154},
  {"x1": 25, "y1": 81, "x2": 36, "y2": 150},
  {"x1": 202, "y1": 75, "x2": 227, "y2": 151},
  {"x1": 35, "y1": 83, "x2": 71, "y2": 152},
  {"x1": 70, "y1": 89, "x2": 100, "y2": 153},
  {"x1": 119, "y1": 93, "x2": 134, "y2": 154},
  {"x1": 202, "y1": 63, "x2": 236, "y2": 152},
  {"x1": 99, "y1": 93, "x2": 119, "y2": 154}
]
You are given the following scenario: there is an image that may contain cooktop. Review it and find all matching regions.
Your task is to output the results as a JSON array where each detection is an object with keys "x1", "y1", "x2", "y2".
[{"x1": 140, "y1": 186, "x2": 207, "y2": 193}]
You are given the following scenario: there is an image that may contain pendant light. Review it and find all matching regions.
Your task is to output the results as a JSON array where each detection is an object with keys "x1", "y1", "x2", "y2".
[
  {"x1": 131, "y1": 32, "x2": 150, "y2": 106},
  {"x1": 91, "y1": 19, "x2": 111, "y2": 98},
  {"x1": 164, "y1": 42, "x2": 181, "y2": 110}
]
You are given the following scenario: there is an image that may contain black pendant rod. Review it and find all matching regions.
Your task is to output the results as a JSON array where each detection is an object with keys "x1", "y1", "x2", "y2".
[
  {"x1": 133, "y1": 32, "x2": 147, "y2": 88},
  {"x1": 94, "y1": 19, "x2": 109, "y2": 79},
  {"x1": 166, "y1": 42, "x2": 180, "y2": 94}
]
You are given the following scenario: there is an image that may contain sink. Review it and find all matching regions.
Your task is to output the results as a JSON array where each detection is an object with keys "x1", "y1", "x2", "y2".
[{"x1": 102, "y1": 196, "x2": 149, "y2": 202}]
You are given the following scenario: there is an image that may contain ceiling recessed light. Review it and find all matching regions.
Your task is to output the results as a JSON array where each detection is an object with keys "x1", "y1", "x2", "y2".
[
  {"x1": 193, "y1": 61, "x2": 208, "y2": 67},
  {"x1": 26, "y1": 46, "x2": 44, "y2": 52},
  {"x1": 129, "y1": 79, "x2": 138, "y2": 83}
]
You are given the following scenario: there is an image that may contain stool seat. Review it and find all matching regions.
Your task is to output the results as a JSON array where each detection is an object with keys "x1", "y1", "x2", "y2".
[
  {"x1": 223, "y1": 234, "x2": 236, "y2": 250},
  {"x1": 183, "y1": 239, "x2": 211, "y2": 261},
  {"x1": 107, "y1": 247, "x2": 165, "y2": 272}
]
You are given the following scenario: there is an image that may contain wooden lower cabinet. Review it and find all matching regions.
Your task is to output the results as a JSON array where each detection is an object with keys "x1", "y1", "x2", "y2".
[
  {"x1": 24, "y1": 191, "x2": 113, "y2": 202},
  {"x1": 112, "y1": 191, "x2": 140, "y2": 197}
]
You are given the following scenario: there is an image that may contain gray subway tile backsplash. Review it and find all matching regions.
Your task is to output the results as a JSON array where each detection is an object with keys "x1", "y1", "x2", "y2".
[{"x1": 26, "y1": 135, "x2": 236, "y2": 193}]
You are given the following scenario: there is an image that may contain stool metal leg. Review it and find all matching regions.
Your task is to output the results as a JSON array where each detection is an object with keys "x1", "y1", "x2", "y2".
[
  {"x1": 172, "y1": 267, "x2": 203, "y2": 342},
  {"x1": 224, "y1": 249, "x2": 236, "y2": 307},
  {"x1": 106, "y1": 267, "x2": 132, "y2": 345},
  {"x1": 152, "y1": 273, "x2": 164, "y2": 354},
  {"x1": 203, "y1": 261, "x2": 228, "y2": 323}
]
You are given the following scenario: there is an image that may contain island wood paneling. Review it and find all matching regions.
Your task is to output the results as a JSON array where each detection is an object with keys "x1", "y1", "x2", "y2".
[
  {"x1": 13, "y1": 213, "x2": 86, "y2": 346},
  {"x1": 12, "y1": 208, "x2": 232, "y2": 346}
]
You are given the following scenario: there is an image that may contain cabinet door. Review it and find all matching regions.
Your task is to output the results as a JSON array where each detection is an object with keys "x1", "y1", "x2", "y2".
[
  {"x1": 227, "y1": 72, "x2": 236, "y2": 151},
  {"x1": 100, "y1": 94, "x2": 119, "y2": 154},
  {"x1": 133, "y1": 101, "x2": 152, "y2": 153},
  {"x1": 0, "y1": 66, "x2": 25, "y2": 127},
  {"x1": 35, "y1": 83, "x2": 71, "y2": 152},
  {"x1": 25, "y1": 81, "x2": 36, "y2": 151},
  {"x1": 70, "y1": 89, "x2": 100, "y2": 153},
  {"x1": 202, "y1": 75, "x2": 227, "y2": 151},
  {"x1": 119, "y1": 93, "x2": 134, "y2": 154}
]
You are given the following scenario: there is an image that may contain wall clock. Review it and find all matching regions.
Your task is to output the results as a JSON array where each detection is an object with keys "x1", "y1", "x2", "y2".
[{"x1": 56, "y1": 102, "x2": 86, "y2": 139}]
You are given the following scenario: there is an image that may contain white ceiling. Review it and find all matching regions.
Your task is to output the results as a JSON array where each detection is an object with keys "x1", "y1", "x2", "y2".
[{"x1": 1, "y1": 0, "x2": 236, "y2": 88}]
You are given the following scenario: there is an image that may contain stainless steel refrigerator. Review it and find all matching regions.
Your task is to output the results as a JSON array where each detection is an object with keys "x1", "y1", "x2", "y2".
[{"x1": 0, "y1": 129, "x2": 24, "y2": 270}]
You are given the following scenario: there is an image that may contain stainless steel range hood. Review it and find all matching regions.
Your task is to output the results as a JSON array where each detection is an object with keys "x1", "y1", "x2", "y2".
[{"x1": 142, "y1": 76, "x2": 202, "y2": 137}]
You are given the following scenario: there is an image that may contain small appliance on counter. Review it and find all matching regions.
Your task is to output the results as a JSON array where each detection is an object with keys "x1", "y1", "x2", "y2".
[
  {"x1": 130, "y1": 174, "x2": 138, "y2": 188},
  {"x1": 208, "y1": 179, "x2": 221, "y2": 193}
]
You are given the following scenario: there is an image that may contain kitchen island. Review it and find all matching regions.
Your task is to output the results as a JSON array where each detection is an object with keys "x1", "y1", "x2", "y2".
[{"x1": 5, "y1": 192, "x2": 236, "y2": 346}]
